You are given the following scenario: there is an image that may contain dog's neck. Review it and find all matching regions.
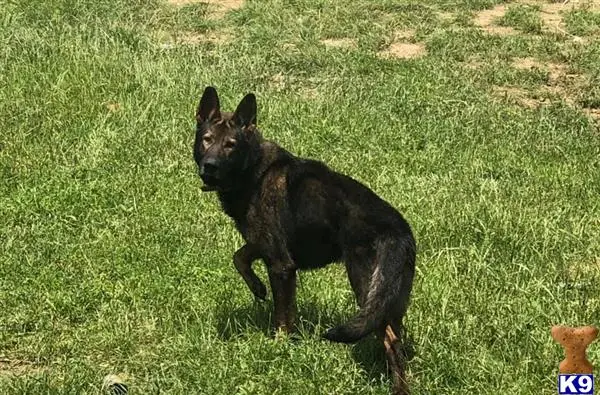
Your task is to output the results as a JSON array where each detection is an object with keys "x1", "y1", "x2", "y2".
[{"x1": 216, "y1": 139, "x2": 291, "y2": 229}]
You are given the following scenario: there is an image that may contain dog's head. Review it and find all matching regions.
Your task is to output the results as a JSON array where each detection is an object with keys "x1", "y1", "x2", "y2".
[{"x1": 193, "y1": 86, "x2": 261, "y2": 192}]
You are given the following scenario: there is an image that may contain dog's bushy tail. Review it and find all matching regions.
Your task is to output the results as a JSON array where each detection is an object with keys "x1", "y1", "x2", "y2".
[{"x1": 324, "y1": 234, "x2": 416, "y2": 343}]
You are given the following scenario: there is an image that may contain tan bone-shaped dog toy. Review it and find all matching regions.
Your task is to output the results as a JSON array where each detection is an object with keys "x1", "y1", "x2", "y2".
[{"x1": 551, "y1": 325, "x2": 598, "y2": 374}]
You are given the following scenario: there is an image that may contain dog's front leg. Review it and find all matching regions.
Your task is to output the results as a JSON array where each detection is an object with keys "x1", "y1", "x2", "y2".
[
  {"x1": 233, "y1": 244, "x2": 267, "y2": 300},
  {"x1": 266, "y1": 263, "x2": 297, "y2": 333}
]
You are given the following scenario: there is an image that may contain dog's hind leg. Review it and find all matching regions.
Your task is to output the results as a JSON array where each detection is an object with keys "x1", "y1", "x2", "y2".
[
  {"x1": 343, "y1": 249, "x2": 375, "y2": 308},
  {"x1": 233, "y1": 244, "x2": 267, "y2": 300},
  {"x1": 379, "y1": 324, "x2": 410, "y2": 395},
  {"x1": 324, "y1": 236, "x2": 415, "y2": 343}
]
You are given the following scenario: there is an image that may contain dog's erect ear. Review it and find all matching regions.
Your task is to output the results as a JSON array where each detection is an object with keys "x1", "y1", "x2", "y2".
[
  {"x1": 233, "y1": 93, "x2": 257, "y2": 128},
  {"x1": 197, "y1": 86, "x2": 221, "y2": 122}
]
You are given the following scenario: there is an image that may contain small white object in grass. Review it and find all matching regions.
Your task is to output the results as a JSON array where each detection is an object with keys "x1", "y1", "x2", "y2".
[{"x1": 102, "y1": 374, "x2": 128, "y2": 395}]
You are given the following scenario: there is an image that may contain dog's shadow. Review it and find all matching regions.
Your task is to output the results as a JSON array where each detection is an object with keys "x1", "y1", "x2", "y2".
[{"x1": 214, "y1": 300, "x2": 416, "y2": 382}]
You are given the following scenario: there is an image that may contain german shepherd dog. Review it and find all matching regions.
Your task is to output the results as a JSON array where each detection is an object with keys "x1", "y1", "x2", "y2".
[{"x1": 193, "y1": 87, "x2": 416, "y2": 394}]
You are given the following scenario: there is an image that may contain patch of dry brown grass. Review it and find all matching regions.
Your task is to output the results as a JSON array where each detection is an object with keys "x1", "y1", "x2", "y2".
[
  {"x1": 320, "y1": 38, "x2": 357, "y2": 49},
  {"x1": 167, "y1": 0, "x2": 244, "y2": 18}
]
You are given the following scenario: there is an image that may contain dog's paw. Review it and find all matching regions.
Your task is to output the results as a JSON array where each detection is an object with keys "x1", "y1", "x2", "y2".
[{"x1": 274, "y1": 327, "x2": 291, "y2": 341}]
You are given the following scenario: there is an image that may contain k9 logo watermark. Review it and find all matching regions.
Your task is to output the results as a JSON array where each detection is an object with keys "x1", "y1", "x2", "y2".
[
  {"x1": 552, "y1": 325, "x2": 597, "y2": 395},
  {"x1": 558, "y1": 375, "x2": 594, "y2": 395}
]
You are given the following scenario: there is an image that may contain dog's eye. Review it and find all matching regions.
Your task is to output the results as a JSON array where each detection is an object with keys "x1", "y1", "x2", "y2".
[
  {"x1": 224, "y1": 140, "x2": 236, "y2": 149},
  {"x1": 202, "y1": 135, "x2": 214, "y2": 146}
]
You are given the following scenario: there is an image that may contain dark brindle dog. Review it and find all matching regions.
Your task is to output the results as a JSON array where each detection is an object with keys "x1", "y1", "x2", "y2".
[{"x1": 193, "y1": 87, "x2": 416, "y2": 394}]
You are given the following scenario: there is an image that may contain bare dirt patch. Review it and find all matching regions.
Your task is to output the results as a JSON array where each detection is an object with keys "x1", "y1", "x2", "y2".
[
  {"x1": 180, "y1": 30, "x2": 232, "y2": 44},
  {"x1": 521, "y1": 0, "x2": 599, "y2": 35},
  {"x1": 547, "y1": 63, "x2": 573, "y2": 84},
  {"x1": 176, "y1": 32, "x2": 206, "y2": 45},
  {"x1": 492, "y1": 86, "x2": 543, "y2": 108},
  {"x1": 511, "y1": 57, "x2": 569, "y2": 83},
  {"x1": 511, "y1": 56, "x2": 587, "y2": 104},
  {"x1": 206, "y1": 0, "x2": 244, "y2": 17},
  {"x1": 512, "y1": 57, "x2": 544, "y2": 70},
  {"x1": 496, "y1": 56, "x2": 588, "y2": 109},
  {"x1": 438, "y1": 11, "x2": 456, "y2": 22},
  {"x1": 584, "y1": 108, "x2": 600, "y2": 120},
  {"x1": 463, "y1": 56, "x2": 485, "y2": 70},
  {"x1": 474, "y1": 4, "x2": 517, "y2": 35},
  {"x1": 378, "y1": 29, "x2": 425, "y2": 59},
  {"x1": 0, "y1": 357, "x2": 45, "y2": 377},
  {"x1": 300, "y1": 87, "x2": 319, "y2": 100},
  {"x1": 539, "y1": 2, "x2": 568, "y2": 33},
  {"x1": 537, "y1": 82, "x2": 582, "y2": 110},
  {"x1": 474, "y1": 4, "x2": 506, "y2": 27},
  {"x1": 167, "y1": 0, "x2": 244, "y2": 18},
  {"x1": 568, "y1": 257, "x2": 600, "y2": 279},
  {"x1": 155, "y1": 29, "x2": 232, "y2": 47},
  {"x1": 486, "y1": 25, "x2": 519, "y2": 35},
  {"x1": 378, "y1": 42, "x2": 426, "y2": 59},
  {"x1": 575, "y1": 0, "x2": 600, "y2": 12},
  {"x1": 167, "y1": 0, "x2": 195, "y2": 5},
  {"x1": 393, "y1": 29, "x2": 415, "y2": 40},
  {"x1": 210, "y1": 0, "x2": 244, "y2": 10},
  {"x1": 466, "y1": 60, "x2": 484, "y2": 69},
  {"x1": 492, "y1": 60, "x2": 598, "y2": 123},
  {"x1": 472, "y1": 2, "x2": 598, "y2": 122},
  {"x1": 269, "y1": 72, "x2": 287, "y2": 91},
  {"x1": 320, "y1": 38, "x2": 357, "y2": 49},
  {"x1": 104, "y1": 101, "x2": 121, "y2": 113},
  {"x1": 471, "y1": 1, "x2": 588, "y2": 36},
  {"x1": 267, "y1": 73, "x2": 321, "y2": 100},
  {"x1": 168, "y1": 0, "x2": 243, "y2": 8},
  {"x1": 471, "y1": 0, "x2": 600, "y2": 38},
  {"x1": 282, "y1": 43, "x2": 299, "y2": 53}
]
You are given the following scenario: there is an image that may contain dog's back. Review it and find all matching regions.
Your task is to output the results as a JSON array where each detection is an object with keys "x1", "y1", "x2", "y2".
[
  {"x1": 283, "y1": 155, "x2": 411, "y2": 259},
  {"x1": 253, "y1": 144, "x2": 416, "y2": 343}
]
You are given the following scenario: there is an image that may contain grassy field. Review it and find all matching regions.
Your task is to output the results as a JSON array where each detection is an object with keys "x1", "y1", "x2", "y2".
[{"x1": 1, "y1": 0, "x2": 599, "y2": 393}]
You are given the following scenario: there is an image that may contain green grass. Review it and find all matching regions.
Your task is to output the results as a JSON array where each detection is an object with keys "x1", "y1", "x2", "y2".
[
  {"x1": 1, "y1": 0, "x2": 599, "y2": 394},
  {"x1": 499, "y1": 4, "x2": 543, "y2": 34},
  {"x1": 564, "y1": 9, "x2": 600, "y2": 37}
]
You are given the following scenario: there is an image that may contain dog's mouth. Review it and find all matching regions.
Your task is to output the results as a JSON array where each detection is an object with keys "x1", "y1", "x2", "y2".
[
  {"x1": 200, "y1": 174, "x2": 219, "y2": 192},
  {"x1": 201, "y1": 184, "x2": 217, "y2": 192}
]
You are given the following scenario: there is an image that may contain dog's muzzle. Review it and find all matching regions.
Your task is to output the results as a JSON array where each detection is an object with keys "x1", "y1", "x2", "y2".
[{"x1": 200, "y1": 158, "x2": 219, "y2": 191}]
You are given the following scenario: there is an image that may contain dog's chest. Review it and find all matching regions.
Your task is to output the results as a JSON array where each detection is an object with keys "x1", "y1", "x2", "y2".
[
  {"x1": 218, "y1": 170, "x2": 288, "y2": 245},
  {"x1": 217, "y1": 193, "x2": 262, "y2": 242}
]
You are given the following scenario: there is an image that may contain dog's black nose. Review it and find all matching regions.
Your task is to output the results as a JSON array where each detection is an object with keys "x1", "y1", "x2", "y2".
[{"x1": 202, "y1": 158, "x2": 218, "y2": 175}]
